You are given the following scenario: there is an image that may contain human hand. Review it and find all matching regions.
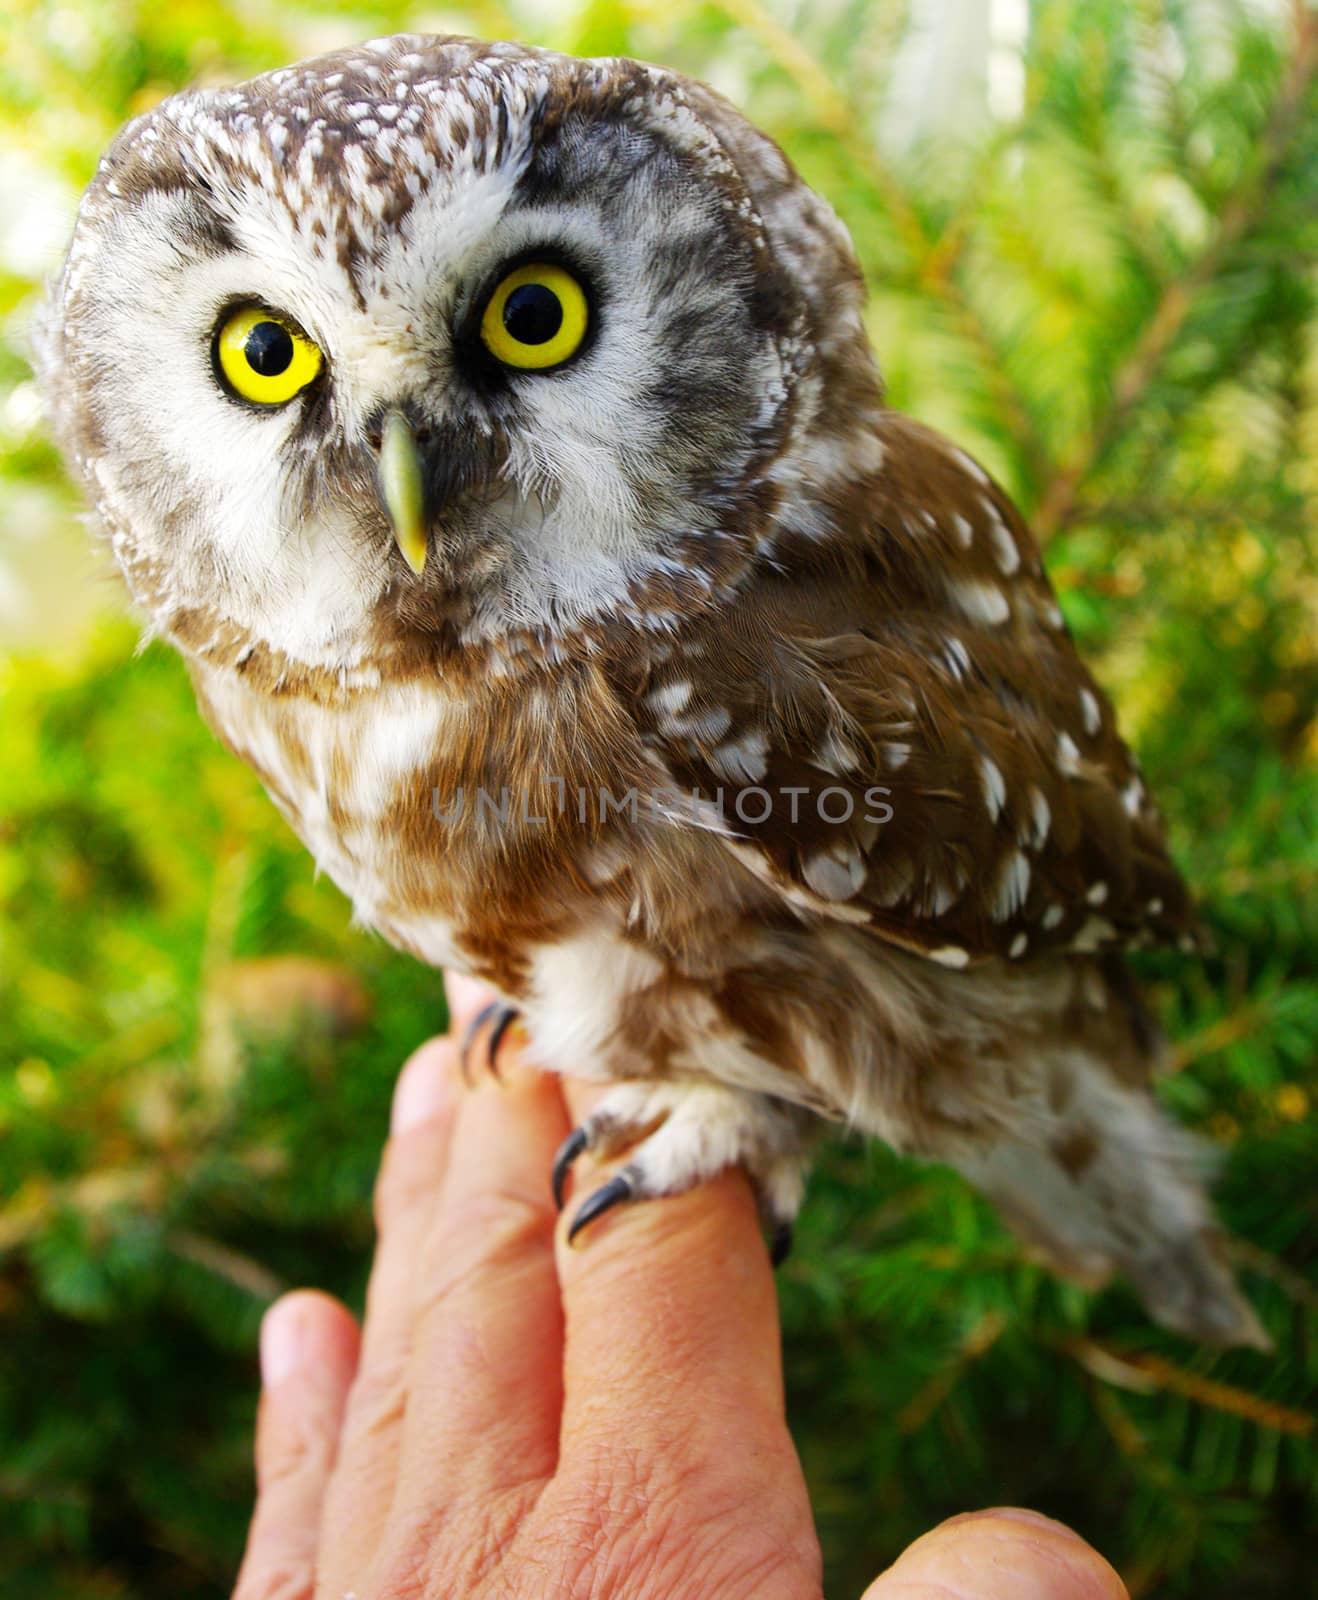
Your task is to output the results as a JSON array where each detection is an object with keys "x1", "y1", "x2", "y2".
[{"x1": 234, "y1": 975, "x2": 1129, "y2": 1599}]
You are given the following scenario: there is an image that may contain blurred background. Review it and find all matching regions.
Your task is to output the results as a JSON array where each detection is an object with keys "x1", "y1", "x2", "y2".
[{"x1": 1, "y1": 0, "x2": 1316, "y2": 1595}]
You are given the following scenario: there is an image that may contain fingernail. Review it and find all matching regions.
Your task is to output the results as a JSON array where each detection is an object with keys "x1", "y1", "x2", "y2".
[
  {"x1": 260, "y1": 1297, "x2": 305, "y2": 1388},
  {"x1": 940, "y1": 1508, "x2": 1061, "y2": 1535},
  {"x1": 898, "y1": 1508, "x2": 1128, "y2": 1600},
  {"x1": 391, "y1": 1041, "x2": 454, "y2": 1134}
]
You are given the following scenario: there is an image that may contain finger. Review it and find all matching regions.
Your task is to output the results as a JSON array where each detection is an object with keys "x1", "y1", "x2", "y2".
[
  {"x1": 555, "y1": 1080, "x2": 786, "y2": 1471},
  {"x1": 234, "y1": 1291, "x2": 360, "y2": 1600},
  {"x1": 442, "y1": 969, "x2": 499, "y2": 1030},
  {"x1": 318, "y1": 1037, "x2": 460, "y2": 1582},
  {"x1": 862, "y1": 1509, "x2": 1129, "y2": 1600},
  {"x1": 388, "y1": 1012, "x2": 569, "y2": 1530}
]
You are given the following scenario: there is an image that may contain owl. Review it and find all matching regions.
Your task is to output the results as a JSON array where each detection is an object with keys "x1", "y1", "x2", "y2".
[{"x1": 37, "y1": 33, "x2": 1266, "y2": 1347}]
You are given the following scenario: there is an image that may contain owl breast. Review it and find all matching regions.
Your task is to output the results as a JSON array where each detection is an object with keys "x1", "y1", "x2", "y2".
[
  {"x1": 194, "y1": 666, "x2": 470, "y2": 968},
  {"x1": 186, "y1": 651, "x2": 715, "y2": 1003}
]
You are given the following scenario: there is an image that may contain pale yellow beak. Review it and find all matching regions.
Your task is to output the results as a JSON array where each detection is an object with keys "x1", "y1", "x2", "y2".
[{"x1": 378, "y1": 409, "x2": 428, "y2": 575}]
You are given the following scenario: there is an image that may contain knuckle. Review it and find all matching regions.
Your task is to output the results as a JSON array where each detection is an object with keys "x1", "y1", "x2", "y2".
[
  {"x1": 564, "y1": 1435, "x2": 671, "y2": 1535},
  {"x1": 256, "y1": 1408, "x2": 333, "y2": 1497},
  {"x1": 342, "y1": 1358, "x2": 409, "y2": 1443},
  {"x1": 415, "y1": 1186, "x2": 554, "y2": 1307},
  {"x1": 373, "y1": 1142, "x2": 444, "y2": 1230},
  {"x1": 368, "y1": 1526, "x2": 449, "y2": 1600},
  {"x1": 442, "y1": 1184, "x2": 555, "y2": 1249}
]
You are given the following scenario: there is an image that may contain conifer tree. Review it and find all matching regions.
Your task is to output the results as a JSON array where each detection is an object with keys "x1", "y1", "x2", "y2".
[{"x1": 0, "y1": 2, "x2": 1314, "y2": 1594}]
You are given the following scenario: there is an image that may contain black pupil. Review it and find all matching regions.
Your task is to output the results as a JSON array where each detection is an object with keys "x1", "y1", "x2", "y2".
[
  {"x1": 503, "y1": 283, "x2": 563, "y2": 345},
  {"x1": 245, "y1": 320, "x2": 294, "y2": 376}
]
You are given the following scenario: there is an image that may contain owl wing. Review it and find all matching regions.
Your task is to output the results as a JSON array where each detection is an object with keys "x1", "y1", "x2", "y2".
[{"x1": 628, "y1": 413, "x2": 1198, "y2": 967}]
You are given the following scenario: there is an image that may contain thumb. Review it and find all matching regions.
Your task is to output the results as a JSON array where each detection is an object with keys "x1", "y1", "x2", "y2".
[{"x1": 862, "y1": 1508, "x2": 1128, "y2": 1599}]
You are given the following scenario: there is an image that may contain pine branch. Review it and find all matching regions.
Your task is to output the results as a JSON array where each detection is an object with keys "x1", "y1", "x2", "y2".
[
  {"x1": 167, "y1": 1229, "x2": 285, "y2": 1300},
  {"x1": 1064, "y1": 1338, "x2": 1315, "y2": 1435},
  {"x1": 1032, "y1": 9, "x2": 1318, "y2": 542},
  {"x1": 1207, "y1": 859, "x2": 1318, "y2": 897},
  {"x1": 895, "y1": 1309, "x2": 1008, "y2": 1432},
  {"x1": 1083, "y1": 1360, "x2": 1202, "y2": 1600},
  {"x1": 702, "y1": 0, "x2": 929, "y2": 259},
  {"x1": 701, "y1": 0, "x2": 1052, "y2": 481},
  {"x1": 1169, "y1": 997, "x2": 1281, "y2": 1072},
  {"x1": 1226, "y1": 1237, "x2": 1318, "y2": 1312},
  {"x1": 1075, "y1": 496, "x2": 1312, "y2": 533},
  {"x1": 0, "y1": 1166, "x2": 164, "y2": 1252}
]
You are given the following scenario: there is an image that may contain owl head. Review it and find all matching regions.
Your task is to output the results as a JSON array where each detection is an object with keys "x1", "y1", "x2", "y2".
[{"x1": 37, "y1": 34, "x2": 884, "y2": 684}]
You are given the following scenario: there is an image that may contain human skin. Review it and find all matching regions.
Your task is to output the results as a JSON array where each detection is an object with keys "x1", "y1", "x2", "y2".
[{"x1": 233, "y1": 972, "x2": 1130, "y2": 1600}]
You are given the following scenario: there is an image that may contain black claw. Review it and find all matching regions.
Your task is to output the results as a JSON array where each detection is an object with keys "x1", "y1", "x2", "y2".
[
  {"x1": 460, "y1": 1000, "x2": 520, "y2": 1084},
  {"x1": 769, "y1": 1223, "x2": 794, "y2": 1268},
  {"x1": 485, "y1": 1004, "x2": 520, "y2": 1075},
  {"x1": 459, "y1": 999, "x2": 501, "y2": 1084},
  {"x1": 567, "y1": 1172, "x2": 636, "y2": 1246},
  {"x1": 552, "y1": 1126, "x2": 590, "y2": 1210}
]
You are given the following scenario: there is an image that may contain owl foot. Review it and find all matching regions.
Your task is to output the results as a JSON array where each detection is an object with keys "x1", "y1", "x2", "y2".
[
  {"x1": 459, "y1": 1000, "x2": 522, "y2": 1085},
  {"x1": 552, "y1": 1081, "x2": 808, "y2": 1263},
  {"x1": 768, "y1": 1222, "x2": 794, "y2": 1266}
]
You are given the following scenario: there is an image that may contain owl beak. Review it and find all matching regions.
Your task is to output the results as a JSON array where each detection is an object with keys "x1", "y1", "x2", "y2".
[{"x1": 377, "y1": 409, "x2": 428, "y2": 575}]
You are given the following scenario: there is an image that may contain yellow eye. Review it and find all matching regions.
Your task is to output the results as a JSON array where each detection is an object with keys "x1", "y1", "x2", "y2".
[
  {"x1": 480, "y1": 262, "x2": 589, "y2": 371},
  {"x1": 215, "y1": 307, "x2": 323, "y2": 406}
]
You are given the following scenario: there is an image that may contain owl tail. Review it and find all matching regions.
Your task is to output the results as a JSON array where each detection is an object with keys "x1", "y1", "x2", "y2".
[{"x1": 948, "y1": 1049, "x2": 1272, "y2": 1351}]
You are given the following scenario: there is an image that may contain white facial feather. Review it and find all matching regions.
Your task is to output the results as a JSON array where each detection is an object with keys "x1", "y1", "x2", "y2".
[{"x1": 40, "y1": 36, "x2": 822, "y2": 672}]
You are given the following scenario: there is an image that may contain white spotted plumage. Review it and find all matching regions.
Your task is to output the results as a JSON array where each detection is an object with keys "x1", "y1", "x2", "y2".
[{"x1": 37, "y1": 32, "x2": 1266, "y2": 1348}]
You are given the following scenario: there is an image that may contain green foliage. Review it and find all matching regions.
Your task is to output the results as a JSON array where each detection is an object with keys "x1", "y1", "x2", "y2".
[{"x1": 1, "y1": 1, "x2": 1315, "y2": 1596}]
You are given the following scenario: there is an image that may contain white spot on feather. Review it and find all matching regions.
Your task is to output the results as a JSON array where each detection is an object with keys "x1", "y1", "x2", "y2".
[
  {"x1": 949, "y1": 579, "x2": 1011, "y2": 626},
  {"x1": 723, "y1": 840, "x2": 870, "y2": 926},
  {"x1": 929, "y1": 945, "x2": 971, "y2": 969},
  {"x1": 710, "y1": 728, "x2": 770, "y2": 784},
  {"x1": 802, "y1": 845, "x2": 867, "y2": 902},
  {"x1": 950, "y1": 446, "x2": 990, "y2": 485},
  {"x1": 993, "y1": 850, "x2": 1031, "y2": 920},
  {"x1": 981, "y1": 498, "x2": 1020, "y2": 574},
  {"x1": 645, "y1": 680, "x2": 692, "y2": 718},
  {"x1": 1056, "y1": 732, "x2": 1082, "y2": 776},
  {"x1": 979, "y1": 756, "x2": 1007, "y2": 822},
  {"x1": 1122, "y1": 778, "x2": 1144, "y2": 817},
  {"x1": 815, "y1": 728, "x2": 860, "y2": 775},
  {"x1": 667, "y1": 706, "x2": 733, "y2": 744},
  {"x1": 926, "y1": 881, "x2": 961, "y2": 916},
  {"x1": 1079, "y1": 689, "x2": 1102, "y2": 737},
  {"x1": 943, "y1": 635, "x2": 972, "y2": 680},
  {"x1": 1026, "y1": 787, "x2": 1050, "y2": 850},
  {"x1": 1071, "y1": 916, "x2": 1116, "y2": 952}
]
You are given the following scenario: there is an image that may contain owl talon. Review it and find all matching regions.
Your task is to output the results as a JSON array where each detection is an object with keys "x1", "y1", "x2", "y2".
[
  {"x1": 552, "y1": 1126, "x2": 590, "y2": 1209},
  {"x1": 459, "y1": 1000, "x2": 521, "y2": 1084},
  {"x1": 769, "y1": 1222, "x2": 794, "y2": 1267},
  {"x1": 567, "y1": 1169, "x2": 637, "y2": 1246}
]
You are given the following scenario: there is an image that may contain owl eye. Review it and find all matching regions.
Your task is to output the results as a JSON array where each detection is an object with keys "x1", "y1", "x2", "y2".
[
  {"x1": 214, "y1": 307, "x2": 323, "y2": 406},
  {"x1": 480, "y1": 262, "x2": 589, "y2": 371}
]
